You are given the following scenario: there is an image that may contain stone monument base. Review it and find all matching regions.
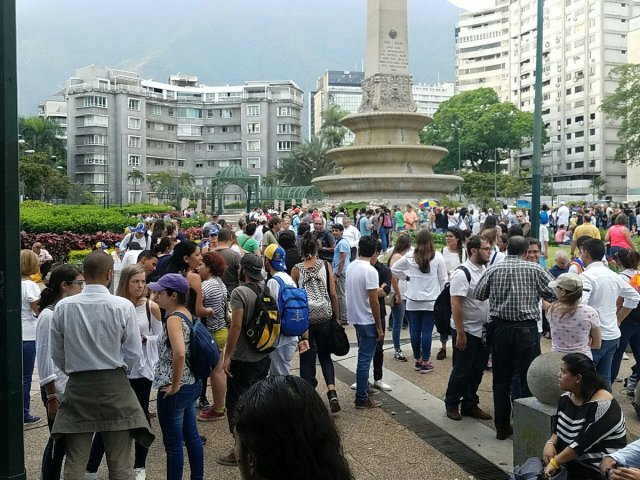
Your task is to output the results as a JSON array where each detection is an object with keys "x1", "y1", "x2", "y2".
[{"x1": 513, "y1": 397, "x2": 557, "y2": 466}]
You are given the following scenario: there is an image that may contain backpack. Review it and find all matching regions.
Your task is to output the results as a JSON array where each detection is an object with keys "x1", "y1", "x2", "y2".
[
  {"x1": 171, "y1": 312, "x2": 220, "y2": 381},
  {"x1": 540, "y1": 210, "x2": 549, "y2": 225},
  {"x1": 383, "y1": 214, "x2": 392, "y2": 228},
  {"x1": 570, "y1": 258, "x2": 584, "y2": 274},
  {"x1": 298, "y1": 260, "x2": 333, "y2": 324},
  {"x1": 273, "y1": 276, "x2": 309, "y2": 336},
  {"x1": 434, "y1": 266, "x2": 471, "y2": 336},
  {"x1": 244, "y1": 283, "x2": 281, "y2": 353},
  {"x1": 124, "y1": 231, "x2": 149, "y2": 250}
]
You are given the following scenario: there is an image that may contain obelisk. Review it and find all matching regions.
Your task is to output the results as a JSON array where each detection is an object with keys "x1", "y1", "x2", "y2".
[{"x1": 359, "y1": 0, "x2": 417, "y2": 113}]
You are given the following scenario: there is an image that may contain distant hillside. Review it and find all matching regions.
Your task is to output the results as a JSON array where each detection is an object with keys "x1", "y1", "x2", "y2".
[{"x1": 16, "y1": 0, "x2": 462, "y2": 115}]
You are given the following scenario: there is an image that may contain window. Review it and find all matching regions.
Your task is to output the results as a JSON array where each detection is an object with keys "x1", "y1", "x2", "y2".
[
  {"x1": 277, "y1": 106, "x2": 291, "y2": 117},
  {"x1": 247, "y1": 157, "x2": 261, "y2": 169},
  {"x1": 168, "y1": 124, "x2": 176, "y2": 132},
  {"x1": 207, "y1": 144, "x2": 216, "y2": 151},
  {"x1": 128, "y1": 117, "x2": 141, "y2": 129},
  {"x1": 566, "y1": 148, "x2": 572, "y2": 155},
  {"x1": 168, "y1": 108, "x2": 175, "y2": 117},
  {"x1": 277, "y1": 124, "x2": 294, "y2": 134},
  {"x1": 82, "y1": 134, "x2": 107, "y2": 146},
  {"x1": 83, "y1": 154, "x2": 106, "y2": 165},
  {"x1": 176, "y1": 108, "x2": 202, "y2": 119},
  {"x1": 574, "y1": 161, "x2": 584, "y2": 168},
  {"x1": 221, "y1": 109, "x2": 233, "y2": 119},
  {"x1": 219, "y1": 161, "x2": 230, "y2": 168},
  {"x1": 82, "y1": 115, "x2": 108, "y2": 127},
  {"x1": 128, "y1": 98, "x2": 141, "y2": 111},
  {"x1": 83, "y1": 96, "x2": 107, "y2": 108},
  {"x1": 247, "y1": 105, "x2": 260, "y2": 116},
  {"x1": 154, "y1": 159, "x2": 164, "y2": 166},
  {"x1": 277, "y1": 141, "x2": 293, "y2": 151},
  {"x1": 207, "y1": 109, "x2": 215, "y2": 119},
  {"x1": 177, "y1": 125, "x2": 202, "y2": 136},
  {"x1": 167, "y1": 143, "x2": 174, "y2": 149},
  {"x1": 195, "y1": 162, "x2": 203, "y2": 168},
  {"x1": 128, "y1": 154, "x2": 141, "y2": 167},
  {"x1": 590, "y1": 144, "x2": 596, "y2": 151},
  {"x1": 128, "y1": 135, "x2": 141, "y2": 148},
  {"x1": 575, "y1": 146, "x2": 584, "y2": 153},
  {"x1": 178, "y1": 160, "x2": 184, "y2": 167},
  {"x1": 566, "y1": 133, "x2": 572, "y2": 140},
  {"x1": 575, "y1": 85, "x2": 584, "y2": 93},
  {"x1": 247, "y1": 140, "x2": 260, "y2": 151},
  {"x1": 575, "y1": 131, "x2": 584, "y2": 138},
  {"x1": 247, "y1": 122, "x2": 260, "y2": 134},
  {"x1": 151, "y1": 105, "x2": 163, "y2": 115}
]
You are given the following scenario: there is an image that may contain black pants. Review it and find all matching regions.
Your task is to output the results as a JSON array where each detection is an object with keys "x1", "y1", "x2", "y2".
[
  {"x1": 86, "y1": 377, "x2": 153, "y2": 472},
  {"x1": 40, "y1": 388, "x2": 66, "y2": 480},
  {"x1": 226, "y1": 357, "x2": 270, "y2": 434},
  {"x1": 444, "y1": 330, "x2": 489, "y2": 408},
  {"x1": 300, "y1": 321, "x2": 336, "y2": 388},
  {"x1": 373, "y1": 315, "x2": 386, "y2": 382},
  {"x1": 490, "y1": 320, "x2": 540, "y2": 430}
]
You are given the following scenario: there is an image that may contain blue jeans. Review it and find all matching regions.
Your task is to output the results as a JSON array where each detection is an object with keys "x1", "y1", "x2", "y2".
[
  {"x1": 611, "y1": 321, "x2": 640, "y2": 383},
  {"x1": 406, "y1": 310, "x2": 435, "y2": 361},
  {"x1": 354, "y1": 324, "x2": 378, "y2": 402},
  {"x1": 592, "y1": 338, "x2": 620, "y2": 389},
  {"x1": 380, "y1": 226, "x2": 388, "y2": 251},
  {"x1": 157, "y1": 381, "x2": 203, "y2": 480},
  {"x1": 23, "y1": 340, "x2": 36, "y2": 418},
  {"x1": 391, "y1": 300, "x2": 406, "y2": 352}
]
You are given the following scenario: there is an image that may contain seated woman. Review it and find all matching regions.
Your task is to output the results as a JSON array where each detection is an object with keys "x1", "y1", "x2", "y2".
[
  {"x1": 544, "y1": 273, "x2": 601, "y2": 359},
  {"x1": 543, "y1": 353, "x2": 627, "y2": 479},
  {"x1": 233, "y1": 375, "x2": 353, "y2": 480}
]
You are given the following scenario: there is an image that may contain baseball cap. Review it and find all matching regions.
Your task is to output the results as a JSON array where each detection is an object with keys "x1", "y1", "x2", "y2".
[
  {"x1": 133, "y1": 223, "x2": 146, "y2": 234},
  {"x1": 240, "y1": 254, "x2": 264, "y2": 281},
  {"x1": 147, "y1": 273, "x2": 190, "y2": 293},
  {"x1": 293, "y1": 207, "x2": 300, "y2": 214},
  {"x1": 209, "y1": 227, "x2": 219, "y2": 237},
  {"x1": 95, "y1": 241, "x2": 108, "y2": 250},
  {"x1": 549, "y1": 273, "x2": 583, "y2": 294},
  {"x1": 264, "y1": 244, "x2": 287, "y2": 271}
]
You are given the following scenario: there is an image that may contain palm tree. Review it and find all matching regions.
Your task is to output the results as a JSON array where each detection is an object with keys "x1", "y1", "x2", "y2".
[
  {"x1": 19, "y1": 116, "x2": 66, "y2": 158},
  {"x1": 590, "y1": 175, "x2": 607, "y2": 199},
  {"x1": 320, "y1": 104, "x2": 349, "y2": 148},
  {"x1": 275, "y1": 135, "x2": 335, "y2": 186},
  {"x1": 149, "y1": 170, "x2": 196, "y2": 206},
  {"x1": 127, "y1": 169, "x2": 146, "y2": 203}
]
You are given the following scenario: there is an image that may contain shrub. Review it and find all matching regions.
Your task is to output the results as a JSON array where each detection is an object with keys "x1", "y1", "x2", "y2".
[
  {"x1": 68, "y1": 249, "x2": 92, "y2": 268},
  {"x1": 21, "y1": 231, "x2": 125, "y2": 261}
]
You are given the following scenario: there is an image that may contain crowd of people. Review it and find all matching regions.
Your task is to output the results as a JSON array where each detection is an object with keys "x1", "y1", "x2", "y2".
[{"x1": 19, "y1": 200, "x2": 640, "y2": 479}]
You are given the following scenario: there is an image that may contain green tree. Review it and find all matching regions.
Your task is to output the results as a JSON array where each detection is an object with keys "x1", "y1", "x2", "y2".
[
  {"x1": 127, "y1": 169, "x2": 146, "y2": 203},
  {"x1": 321, "y1": 104, "x2": 350, "y2": 148},
  {"x1": 149, "y1": 170, "x2": 196, "y2": 206},
  {"x1": 19, "y1": 116, "x2": 66, "y2": 161},
  {"x1": 421, "y1": 88, "x2": 541, "y2": 173},
  {"x1": 459, "y1": 171, "x2": 530, "y2": 204},
  {"x1": 601, "y1": 63, "x2": 640, "y2": 164},
  {"x1": 590, "y1": 175, "x2": 607, "y2": 199},
  {"x1": 275, "y1": 135, "x2": 335, "y2": 186},
  {"x1": 19, "y1": 152, "x2": 70, "y2": 201}
]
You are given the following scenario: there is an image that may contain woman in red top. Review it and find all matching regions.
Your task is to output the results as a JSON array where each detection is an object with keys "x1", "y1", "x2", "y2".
[{"x1": 605, "y1": 213, "x2": 635, "y2": 260}]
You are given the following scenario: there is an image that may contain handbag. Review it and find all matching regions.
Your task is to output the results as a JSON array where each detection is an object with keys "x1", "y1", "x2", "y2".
[
  {"x1": 328, "y1": 320, "x2": 350, "y2": 356},
  {"x1": 384, "y1": 291, "x2": 396, "y2": 307}
]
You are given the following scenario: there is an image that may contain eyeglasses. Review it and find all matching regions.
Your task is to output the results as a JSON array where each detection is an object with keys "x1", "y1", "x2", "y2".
[
  {"x1": 69, "y1": 280, "x2": 85, "y2": 286},
  {"x1": 479, "y1": 247, "x2": 492, "y2": 251}
]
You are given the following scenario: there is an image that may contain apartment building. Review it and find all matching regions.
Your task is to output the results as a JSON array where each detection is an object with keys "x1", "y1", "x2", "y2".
[
  {"x1": 38, "y1": 100, "x2": 68, "y2": 147},
  {"x1": 64, "y1": 66, "x2": 303, "y2": 205},
  {"x1": 626, "y1": 15, "x2": 640, "y2": 201},
  {"x1": 456, "y1": 0, "x2": 640, "y2": 201}
]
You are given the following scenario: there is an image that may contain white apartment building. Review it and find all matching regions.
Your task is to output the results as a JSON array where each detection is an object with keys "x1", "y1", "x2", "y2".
[
  {"x1": 63, "y1": 66, "x2": 303, "y2": 205},
  {"x1": 310, "y1": 70, "x2": 454, "y2": 142},
  {"x1": 455, "y1": 0, "x2": 511, "y2": 101},
  {"x1": 457, "y1": 0, "x2": 640, "y2": 201},
  {"x1": 38, "y1": 100, "x2": 68, "y2": 146}
]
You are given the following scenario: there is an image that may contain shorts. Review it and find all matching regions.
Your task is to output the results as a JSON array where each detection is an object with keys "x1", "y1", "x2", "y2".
[{"x1": 211, "y1": 327, "x2": 229, "y2": 352}]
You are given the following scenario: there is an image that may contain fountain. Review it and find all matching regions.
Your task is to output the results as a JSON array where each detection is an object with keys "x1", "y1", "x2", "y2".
[{"x1": 312, "y1": 0, "x2": 463, "y2": 203}]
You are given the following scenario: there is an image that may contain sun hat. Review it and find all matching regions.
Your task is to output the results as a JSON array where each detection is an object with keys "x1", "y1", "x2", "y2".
[
  {"x1": 147, "y1": 273, "x2": 190, "y2": 293},
  {"x1": 264, "y1": 244, "x2": 287, "y2": 271},
  {"x1": 549, "y1": 273, "x2": 583, "y2": 293}
]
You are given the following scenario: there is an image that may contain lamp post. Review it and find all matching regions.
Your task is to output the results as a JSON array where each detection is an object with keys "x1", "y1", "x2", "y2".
[{"x1": 530, "y1": 0, "x2": 545, "y2": 240}]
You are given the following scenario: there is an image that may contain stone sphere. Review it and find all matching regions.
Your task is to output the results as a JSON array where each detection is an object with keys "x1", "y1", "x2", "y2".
[{"x1": 527, "y1": 351, "x2": 565, "y2": 405}]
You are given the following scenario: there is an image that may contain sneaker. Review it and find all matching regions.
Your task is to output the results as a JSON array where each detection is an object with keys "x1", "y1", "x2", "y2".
[
  {"x1": 134, "y1": 468, "x2": 146, "y2": 480},
  {"x1": 436, "y1": 348, "x2": 446, "y2": 360},
  {"x1": 373, "y1": 380, "x2": 392, "y2": 391},
  {"x1": 394, "y1": 350, "x2": 408, "y2": 362},
  {"x1": 419, "y1": 361, "x2": 434, "y2": 374},
  {"x1": 355, "y1": 398, "x2": 383, "y2": 409},
  {"x1": 23, "y1": 414, "x2": 41, "y2": 425},
  {"x1": 198, "y1": 407, "x2": 226, "y2": 422},
  {"x1": 198, "y1": 398, "x2": 211, "y2": 410},
  {"x1": 327, "y1": 390, "x2": 341, "y2": 414},
  {"x1": 216, "y1": 448, "x2": 238, "y2": 466},
  {"x1": 414, "y1": 361, "x2": 422, "y2": 371},
  {"x1": 350, "y1": 382, "x2": 379, "y2": 395}
]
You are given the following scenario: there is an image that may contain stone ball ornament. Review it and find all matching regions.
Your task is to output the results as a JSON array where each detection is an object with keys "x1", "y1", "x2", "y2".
[{"x1": 526, "y1": 351, "x2": 565, "y2": 405}]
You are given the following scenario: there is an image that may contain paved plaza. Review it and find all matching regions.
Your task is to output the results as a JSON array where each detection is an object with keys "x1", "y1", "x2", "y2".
[{"x1": 22, "y1": 322, "x2": 640, "y2": 480}]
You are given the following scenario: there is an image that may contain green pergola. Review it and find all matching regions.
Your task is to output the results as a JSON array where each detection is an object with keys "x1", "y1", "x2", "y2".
[
  {"x1": 210, "y1": 165, "x2": 260, "y2": 214},
  {"x1": 267, "y1": 185, "x2": 324, "y2": 201}
]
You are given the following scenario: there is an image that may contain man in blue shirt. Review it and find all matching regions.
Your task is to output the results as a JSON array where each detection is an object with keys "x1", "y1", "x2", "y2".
[
  {"x1": 332, "y1": 223, "x2": 351, "y2": 325},
  {"x1": 358, "y1": 210, "x2": 372, "y2": 237}
]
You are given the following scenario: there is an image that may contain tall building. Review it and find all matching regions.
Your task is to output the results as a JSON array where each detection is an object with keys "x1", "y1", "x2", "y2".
[
  {"x1": 456, "y1": 0, "x2": 640, "y2": 201},
  {"x1": 63, "y1": 66, "x2": 303, "y2": 205},
  {"x1": 310, "y1": 70, "x2": 454, "y2": 142},
  {"x1": 626, "y1": 15, "x2": 640, "y2": 202}
]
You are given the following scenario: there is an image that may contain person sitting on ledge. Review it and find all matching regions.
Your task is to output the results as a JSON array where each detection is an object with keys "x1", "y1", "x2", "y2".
[{"x1": 543, "y1": 353, "x2": 626, "y2": 479}]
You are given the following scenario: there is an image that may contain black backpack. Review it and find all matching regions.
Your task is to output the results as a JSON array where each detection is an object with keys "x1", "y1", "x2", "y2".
[
  {"x1": 434, "y1": 266, "x2": 470, "y2": 336},
  {"x1": 243, "y1": 283, "x2": 281, "y2": 353}
]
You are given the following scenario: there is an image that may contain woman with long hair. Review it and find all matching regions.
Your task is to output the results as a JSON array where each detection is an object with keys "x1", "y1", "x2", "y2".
[
  {"x1": 233, "y1": 376, "x2": 353, "y2": 480},
  {"x1": 543, "y1": 273, "x2": 601, "y2": 359},
  {"x1": 197, "y1": 251, "x2": 229, "y2": 422},
  {"x1": 36, "y1": 265, "x2": 84, "y2": 479},
  {"x1": 85, "y1": 265, "x2": 163, "y2": 480},
  {"x1": 542, "y1": 353, "x2": 626, "y2": 479},
  {"x1": 391, "y1": 230, "x2": 447, "y2": 374},
  {"x1": 151, "y1": 219, "x2": 166, "y2": 247},
  {"x1": 150, "y1": 274, "x2": 204, "y2": 480},
  {"x1": 292, "y1": 232, "x2": 341, "y2": 413},
  {"x1": 389, "y1": 233, "x2": 412, "y2": 362},
  {"x1": 605, "y1": 213, "x2": 636, "y2": 261},
  {"x1": 21, "y1": 249, "x2": 41, "y2": 424}
]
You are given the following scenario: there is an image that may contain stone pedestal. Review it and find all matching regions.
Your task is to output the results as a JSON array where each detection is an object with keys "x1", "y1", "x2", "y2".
[{"x1": 513, "y1": 397, "x2": 557, "y2": 466}]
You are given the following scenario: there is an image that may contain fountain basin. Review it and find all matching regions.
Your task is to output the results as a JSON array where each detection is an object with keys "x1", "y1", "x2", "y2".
[
  {"x1": 342, "y1": 112, "x2": 431, "y2": 147},
  {"x1": 328, "y1": 145, "x2": 447, "y2": 174}
]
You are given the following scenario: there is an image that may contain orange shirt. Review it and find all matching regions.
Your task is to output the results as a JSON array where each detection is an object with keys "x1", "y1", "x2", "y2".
[{"x1": 404, "y1": 211, "x2": 418, "y2": 230}]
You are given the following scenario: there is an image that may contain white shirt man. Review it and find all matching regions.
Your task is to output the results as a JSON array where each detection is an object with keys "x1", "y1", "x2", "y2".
[
  {"x1": 343, "y1": 218, "x2": 361, "y2": 252},
  {"x1": 557, "y1": 202, "x2": 570, "y2": 229}
]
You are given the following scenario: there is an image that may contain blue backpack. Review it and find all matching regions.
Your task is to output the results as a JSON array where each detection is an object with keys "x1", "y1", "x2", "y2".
[
  {"x1": 273, "y1": 276, "x2": 309, "y2": 336},
  {"x1": 172, "y1": 312, "x2": 220, "y2": 380},
  {"x1": 540, "y1": 210, "x2": 549, "y2": 225}
]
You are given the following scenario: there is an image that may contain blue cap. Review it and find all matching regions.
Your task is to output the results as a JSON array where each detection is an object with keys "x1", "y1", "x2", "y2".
[
  {"x1": 133, "y1": 223, "x2": 145, "y2": 234},
  {"x1": 264, "y1": 244, "x2": 286, "y2": 271}
]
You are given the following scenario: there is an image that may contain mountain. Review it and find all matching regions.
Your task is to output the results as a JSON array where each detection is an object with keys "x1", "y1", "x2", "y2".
[{"x1": 16, "y1": 0, "x2": 462, "y2": 115}]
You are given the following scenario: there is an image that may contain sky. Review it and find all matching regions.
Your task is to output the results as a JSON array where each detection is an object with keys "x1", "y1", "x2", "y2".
[
  {"x1": 448, "y1": 0, "x2": 494, "y2": 9},
  {"x1": 16, "y1": 0, "x2": 464, "y2": 115}
]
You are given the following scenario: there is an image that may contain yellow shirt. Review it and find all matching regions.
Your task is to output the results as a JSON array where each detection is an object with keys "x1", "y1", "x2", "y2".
[{"x1": 573, "y1": 223, "x2": 601, "y2": 240}]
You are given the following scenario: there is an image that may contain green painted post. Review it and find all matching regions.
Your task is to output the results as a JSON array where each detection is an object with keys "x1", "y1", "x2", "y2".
[
  {"x1": 530, "y1": 0, "x2": 544, "y2": 240},
  {"x1": 0, "y1": 0, "x2": 27, "y2": 478}
]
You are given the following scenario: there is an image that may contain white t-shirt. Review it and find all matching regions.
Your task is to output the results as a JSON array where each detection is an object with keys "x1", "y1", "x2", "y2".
[
  {"x1": 539, "y1": 224, "x2": 550, "y2": 255},
  {"x1": 121, "y1": 249, "x2": 142, "y2": 270},
  {"x1": 557, "y1": 206, "x2": 570, "y2": 228},
  {"x1": 345, "y1": 259, "x2": 379, "y2": 325},
  {"x1": 22, "y1": 279, "x2": 41, "y2": 341},
  {"x1": 449, "y1": 260, "x2": 489, "y2": 338},
  {"x1": 267, "y1": 272, "x2": 299, "y2": 346}
]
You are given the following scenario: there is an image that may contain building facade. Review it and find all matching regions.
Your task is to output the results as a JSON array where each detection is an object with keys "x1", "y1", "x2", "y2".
[
  {"x1": 456, "y1": 0, "x2": 640, "y2": 201},
  {"x1": 63, "y1": 66, "x2": 303, "y2": 205},
  {"x1": 38, "y1": 100, "x2": 68, "y2": 147},
  {"x1": 626, "y1": 15, "x2": 640, "y2": 201}
]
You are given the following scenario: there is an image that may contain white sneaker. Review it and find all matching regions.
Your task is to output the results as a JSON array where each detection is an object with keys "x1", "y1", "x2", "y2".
[
  {"x1": 84, "y1": 473, "x2": 98, "y2": 480},
  {"x1": 350, "y1": 382, "x2": 356, "y2": 390},
  {"x1": 623, "y1": 353, "x2": 630, "y2": 360},
  {"x1": 134, "y1": 468, "x2": 146, "y2": 480},
  {"x1": 374, "y1": 380, "x2": 392, "y2": 391}
]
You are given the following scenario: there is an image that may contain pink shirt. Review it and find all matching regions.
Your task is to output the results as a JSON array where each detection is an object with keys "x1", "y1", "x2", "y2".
[
  {"x1": 609, "y1": 224, "x2": 631, "y2": 248},
  {"x1": 549, "y1": 303, "x2": 600, "y2": 359}
]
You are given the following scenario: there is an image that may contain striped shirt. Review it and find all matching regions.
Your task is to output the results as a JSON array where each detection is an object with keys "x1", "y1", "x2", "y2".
[
  {"x1": 554, "y1": 392, "x2": 627, "y2": 476},
  {"x1": 202, "y1": 277, "x2": 228, "y2": 332},
  {"x1": 474, "y1": 255, "x2": 556, "y2": 322}
]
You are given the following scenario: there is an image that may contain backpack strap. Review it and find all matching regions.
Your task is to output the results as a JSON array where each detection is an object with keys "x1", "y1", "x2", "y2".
[
  {"x1": 490, "y1": 251, "x2": 498, "y2": 266},
  {"x1": 272, "y1": 275, "x2": 286, "y2": 308},
  {"x1": 455, "y1": 266, "x2": 471, "y2": 284},
  {"x1": 145, "y1": 299, "x2": 151, "y2": 331}
]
